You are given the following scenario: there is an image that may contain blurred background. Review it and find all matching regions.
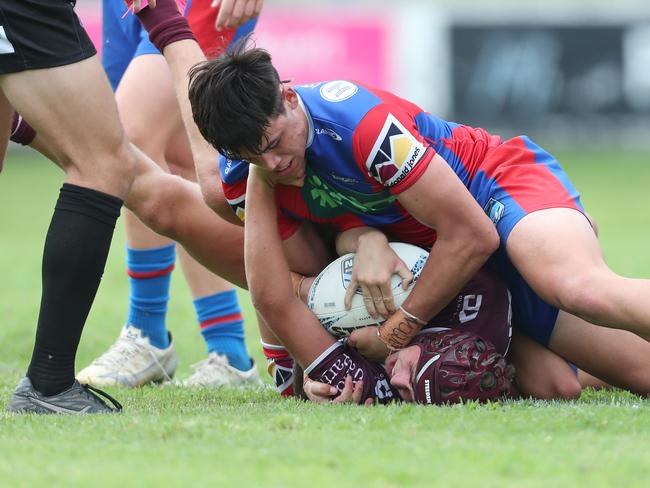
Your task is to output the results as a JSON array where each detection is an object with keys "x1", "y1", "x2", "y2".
[{"x1": 73, "y1": 0, "x2": 650, "y2": 148}]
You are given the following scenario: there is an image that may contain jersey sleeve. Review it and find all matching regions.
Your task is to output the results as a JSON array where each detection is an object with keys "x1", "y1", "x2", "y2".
[
  {"x1": 219, "y1": 155, "x2": 301, "y2": 240},
  {"x1": 352, "y1": 103, "x2": 435, "y2": 195}
]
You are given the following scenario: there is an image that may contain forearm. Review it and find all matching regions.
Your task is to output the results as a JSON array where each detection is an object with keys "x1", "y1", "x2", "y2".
[
  {"x1": 159, "y1": 40, "x2": 219, "y2": 182},
  {"x1": 335, "y1": 226, "x2": 386, "y2": 255},
  {"x1": 245, "y1": 173, "x2": 337, "y2": 367},
  {"x1": 403, "y1": 233, "x2": 494, "y2": 322}
]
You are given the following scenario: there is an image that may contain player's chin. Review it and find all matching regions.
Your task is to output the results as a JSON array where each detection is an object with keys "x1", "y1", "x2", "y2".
[{"x1": 280, "y1": 173, "x2": 305, "y2": 187}]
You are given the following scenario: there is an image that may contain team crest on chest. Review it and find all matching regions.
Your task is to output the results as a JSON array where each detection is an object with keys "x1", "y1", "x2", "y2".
[{"x1": 365, "y1": 114, "x2": 426, "y2": 187}]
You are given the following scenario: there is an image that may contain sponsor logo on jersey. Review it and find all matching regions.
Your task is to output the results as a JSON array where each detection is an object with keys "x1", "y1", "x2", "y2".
[
  {"x1": 365, "y1": 114, "x2": 426, "y2": 187},
  {"x1": 320, "y1": 80, "x2": 358, "y2": 102},
  {"x1": 483, "y1": 198, "x2": 505, "y2": 225},
  {"x1": 315, "y1": 127, "x2": 342, "y2": 141},
  {"x1": 224, "y1": 158, "x2": 233, "y2": 175},
  {"x1": 329, "y1": 173, "x2": 361, "y2": 184},
  {"x1": 303, "y1": 170, "x2": 396, "y2": 217},
  {"x1": 0, "y1": 27, "x2": 16, "y2": 55}
]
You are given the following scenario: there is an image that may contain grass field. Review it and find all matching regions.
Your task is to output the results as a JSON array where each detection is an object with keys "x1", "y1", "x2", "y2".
[{"x1": 1, "y1": 149, "x2": 650, "y2": 487}]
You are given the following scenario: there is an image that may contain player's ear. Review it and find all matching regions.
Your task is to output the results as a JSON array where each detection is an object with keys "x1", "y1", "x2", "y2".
[{"x1": 283, "y1": 86, "x2": 299, "y2": 109}]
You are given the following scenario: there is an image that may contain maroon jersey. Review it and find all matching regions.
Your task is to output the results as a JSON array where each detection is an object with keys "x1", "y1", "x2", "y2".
[{"x1": 422, "y1": 267, "x2": 512, "y2": 355}]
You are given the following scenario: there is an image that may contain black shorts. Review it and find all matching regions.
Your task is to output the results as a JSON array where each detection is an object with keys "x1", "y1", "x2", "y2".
[{"x1": 0, "y1": 0, "x2": 96, "y2": 74}]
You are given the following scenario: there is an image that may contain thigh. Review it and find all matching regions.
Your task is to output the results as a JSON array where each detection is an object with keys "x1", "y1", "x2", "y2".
[
  {"x1": 506, "y1": 207, "x2": 607, "y2": 307},
  {"x1": 1, "y1": 56, "x2": 123, "y2": 160},
  {"x1": 115, "y1": 54, "x2": 182, "y2": 157},
  {"x1": 487, "y1": 248, "x2": 559, "y2": 347},
  {"x1": 549, "y1": 311, "x2": 650, "y2": 395}
]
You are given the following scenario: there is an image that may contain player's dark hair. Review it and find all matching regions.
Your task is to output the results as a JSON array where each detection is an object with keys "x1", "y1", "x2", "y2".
[{"x1": 188, "y1": 37, "x2": 285, "y2": 160}]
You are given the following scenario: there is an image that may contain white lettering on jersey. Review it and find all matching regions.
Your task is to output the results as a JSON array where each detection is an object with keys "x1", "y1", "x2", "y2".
[
  {"x1": 459, "y1": 294, "x2": 483, "y2": 323},
  {"x1": 0, "y1": 27, "x2": 16, "y2": 55},
  {"x1": 320, "y1": 80, "x2": 358, "y2": 102},
  {"x1": 365, "y1": 113, "x2": 426, "y2": 187}
]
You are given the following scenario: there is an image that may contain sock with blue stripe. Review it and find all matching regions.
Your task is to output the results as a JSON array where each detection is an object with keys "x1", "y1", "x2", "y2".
[
  {"x1": 126, "y1": 244, "x2": 175, "y2": 349},
  {"x1": 194, "y1": 289, "x2": 252, "y2": 371}
]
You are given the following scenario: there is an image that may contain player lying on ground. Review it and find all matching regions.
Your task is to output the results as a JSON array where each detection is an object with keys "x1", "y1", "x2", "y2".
[
  {"x1": 125, "y1": 1, "x2": 650, "y2": 403},
  {"x1": 301, "y1": 329, "x2": 516, "y2": 405},
  {"x1": 298, "y1": 257, "x2": 517, "y2": 405}
]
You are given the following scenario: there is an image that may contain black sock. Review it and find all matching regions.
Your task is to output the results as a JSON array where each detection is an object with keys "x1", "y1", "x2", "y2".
[{"x1": 26, "y1": 183, "x2": 122, "y2": 396}]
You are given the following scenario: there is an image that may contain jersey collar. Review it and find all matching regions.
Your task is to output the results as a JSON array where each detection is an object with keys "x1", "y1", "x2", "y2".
[{"x1": 297, "y1": 92, "x2": 314, "y2": 149}]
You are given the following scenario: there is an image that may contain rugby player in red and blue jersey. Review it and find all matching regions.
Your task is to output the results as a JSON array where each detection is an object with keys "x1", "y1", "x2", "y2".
[
  {"x1": 186, "y1": 43, "x2": 650, "y2": 400},
  {"x1": 120, "y1": 2, "x2": 650, "y2": 403}
]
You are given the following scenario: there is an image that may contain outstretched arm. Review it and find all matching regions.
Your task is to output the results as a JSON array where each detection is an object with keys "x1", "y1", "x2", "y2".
[
  {"x1": 245, "y1": 167, "x2": 337, "y2": 367},
  {"x1": 245, "y1": 168, "x2": 397, "y2": 404}
]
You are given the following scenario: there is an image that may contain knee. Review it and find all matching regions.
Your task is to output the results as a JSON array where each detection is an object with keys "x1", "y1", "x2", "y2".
[
  {"x1": 554, "y1": 273, "x2": 611, "y2": 322},
  {"x1": 127, "y1": 177, "x2": 182, "y2": 239},
  {"x1": 516, "y1": 372, "x2": 582, "y2": 400},
  {"x1": 63, "y1": 136, "x2": 137, "y2": 197},
  {"x1": 551, "y1": 375, "x2": 583, "y2": 400},
  {"x1": 200, "y1": 181, "x2": 233, "y2": 220}
]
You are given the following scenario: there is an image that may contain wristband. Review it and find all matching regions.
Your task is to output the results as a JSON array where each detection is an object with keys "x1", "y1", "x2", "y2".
[
  {"x1": 133, "y1": 0, "x2": 196, "y2": 52},
  {"x1": 377, "y1": 307, "x2": 426, "y2": 351},
  {"x1": 399, "y1": 306, "x2": 427, "y2": 326}
]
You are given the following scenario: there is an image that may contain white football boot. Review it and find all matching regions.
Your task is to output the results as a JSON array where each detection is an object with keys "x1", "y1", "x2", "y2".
[
  {"x1": 77, "y1": 325, "x2": 178, "y2": 388},
  {"x1": 180, "y1": 352, "x2": 262, "y2": 388}
]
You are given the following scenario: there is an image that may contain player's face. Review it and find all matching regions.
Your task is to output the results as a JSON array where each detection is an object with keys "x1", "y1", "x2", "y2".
[
  {"x1": 246, "y1": 86, "x2": 309, "y2": 187},
  {"x1": 385, "y1": 345, "x2": 421, "y2": 402}
]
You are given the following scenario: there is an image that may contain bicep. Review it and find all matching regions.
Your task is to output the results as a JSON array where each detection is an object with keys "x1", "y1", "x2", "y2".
[{"x1": 397, "y1": 154, "x2": 493, "y2": 238}]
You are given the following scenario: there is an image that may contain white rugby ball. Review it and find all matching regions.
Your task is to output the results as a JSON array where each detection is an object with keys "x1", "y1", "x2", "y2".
[{"x1": 306, "y1": 242, "x2": 429, "y2": 338}]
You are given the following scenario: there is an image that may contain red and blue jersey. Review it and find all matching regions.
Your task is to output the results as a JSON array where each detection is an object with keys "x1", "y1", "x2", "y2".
[
  {"x1": 221, "y1": 79, "x2": 582, "y2": 247},
  {"x1": 221, "y1": 80, "x2": 503, "y2": 248},
  {"x1": 221, "y1": 80, "x2": 587, "y2": 347}
]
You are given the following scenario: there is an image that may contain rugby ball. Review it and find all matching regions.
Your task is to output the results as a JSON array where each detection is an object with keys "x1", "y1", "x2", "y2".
[{"x1": 306, "y1": 242, "x2": 429, "y2": 338}]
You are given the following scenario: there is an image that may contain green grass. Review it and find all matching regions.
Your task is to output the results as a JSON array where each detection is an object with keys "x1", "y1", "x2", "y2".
[{"x1": 1, "y1": 148, "x2": 650, "y2": 487}]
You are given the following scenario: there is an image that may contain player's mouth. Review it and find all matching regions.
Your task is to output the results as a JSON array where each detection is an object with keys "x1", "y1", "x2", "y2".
[{"x1": 275, "y1": 158, "x2": 295, "y2": 177}]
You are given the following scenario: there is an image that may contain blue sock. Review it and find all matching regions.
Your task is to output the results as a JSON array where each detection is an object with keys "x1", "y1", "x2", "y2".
[
  {"x1": 126, "y1": 244, "x2": 175, "y2": 349},
  {"x1": 194, "y1": 289, "x2": 252, "y2": 371}
]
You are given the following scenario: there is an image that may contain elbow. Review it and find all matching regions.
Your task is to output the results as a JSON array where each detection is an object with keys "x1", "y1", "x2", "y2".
[
  {"x1": 469, "y1": 223, "x2": 500, "y2": 261},
  {"x1": 249, "y1": 282, "x2": 290, "y2": 324}
]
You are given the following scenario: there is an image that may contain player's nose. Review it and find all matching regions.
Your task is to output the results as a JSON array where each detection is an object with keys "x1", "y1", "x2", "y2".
[{"x1": 260, "y1": 152, "x2": 282, "y2": 170}]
